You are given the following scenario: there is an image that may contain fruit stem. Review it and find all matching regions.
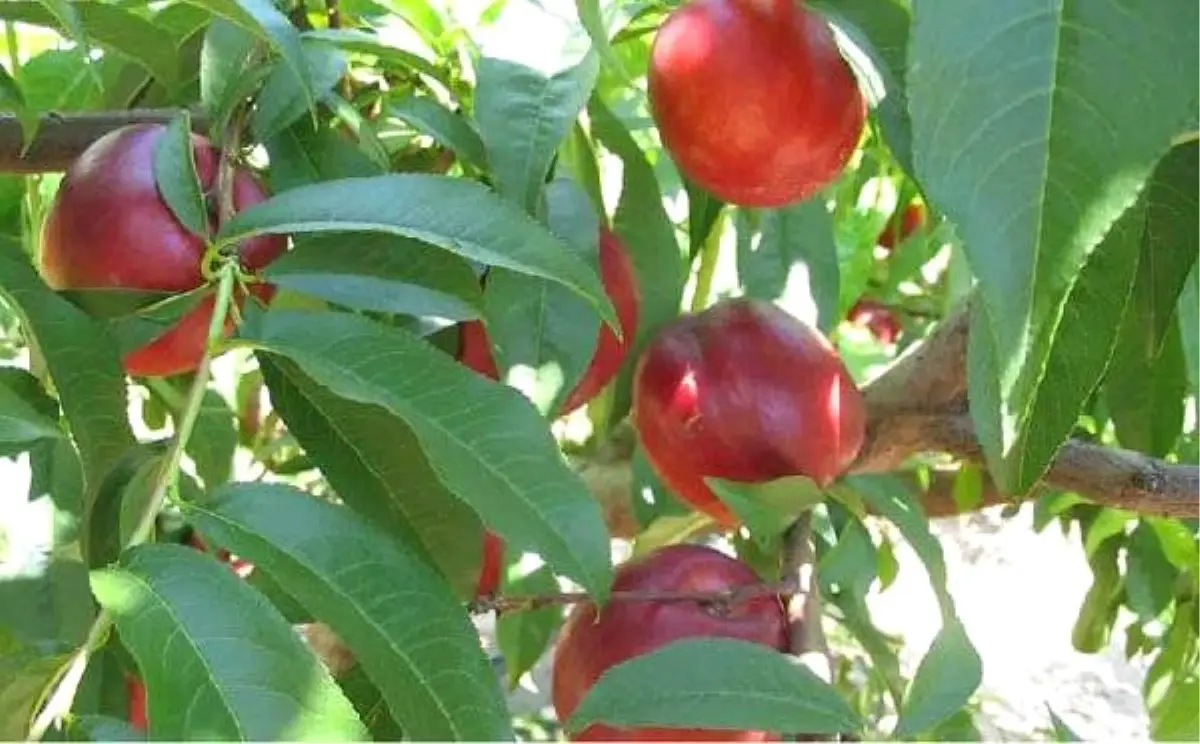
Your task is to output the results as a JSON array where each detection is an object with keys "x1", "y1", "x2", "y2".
[
  {"x1": 689, "y1": 207, "x2": 725, "y2": 313},
  {"x1": 25, "y1": 262, "x2": 240, "y2": 742}
]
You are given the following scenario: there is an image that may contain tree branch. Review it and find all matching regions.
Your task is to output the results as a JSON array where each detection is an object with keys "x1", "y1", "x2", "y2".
[
  {"x1": 0, "y1": 111, "x2": 209, "y2": 173},
  {"x1": 850, "y1": 300, "x2": 1199, "y2": 519}
]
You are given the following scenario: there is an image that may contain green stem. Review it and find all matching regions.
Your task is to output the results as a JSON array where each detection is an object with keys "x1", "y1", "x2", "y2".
[
  {"x1": 25, "y1": 263, "x2": 239, "y2": 742},
  {"x1": 5, "y1": 22, "x2": 20, "y2": 80},
  {"x1": 690, "y1": 208, "x2": 726, "y2": 313}
]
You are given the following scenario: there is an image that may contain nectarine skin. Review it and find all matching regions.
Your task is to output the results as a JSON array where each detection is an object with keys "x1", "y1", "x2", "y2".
[
  {"x1": 877, "y1": 202, "x2": 926, "y2": 252},
  {"x1": 553, "y1": 544, "x2": 788, "y2": 741},
  {"x1": 648, "y1": 0, "x2": 865, "y2": 207},
  {"x1": 847, "y1": 299, "x2": 900, "y2": 345},
  {"x1": 457, "y1": 227, "x2": 639, "y2": 416},
  {"x1": 633, "y1": 298, "x2": 865, "y2": 526},
  {"x1": 40, "y1": 124, "x2": 286, "y2": 377}
]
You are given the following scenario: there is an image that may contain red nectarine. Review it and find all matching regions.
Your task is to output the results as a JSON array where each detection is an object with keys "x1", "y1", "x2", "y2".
[
  {"x1": 457, "y1": 227, "x2": 639, "y2": 416},
  {"x1": 632, "y1": 298, "x2": 865, "y2": 526},
  {"x1": 846, "y1": 299, "x2": 900, "y2": 345},
  {"x1": 40, "y1": 123, "x2": 286, "y2": 377},
  {"x1": 877, "y1": 202, "x2": 925, "y2": 252},
  {"x1": 553, "y1": 543, "x2": 788, "y2": 741},
  {"x1": 648, "y1": 0, "x2": 865, "y2": 207}
]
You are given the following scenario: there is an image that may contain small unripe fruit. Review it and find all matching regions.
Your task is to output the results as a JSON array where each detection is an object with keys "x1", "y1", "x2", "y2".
[
  {"x1": 475, "y1": 530, "x2": 505, "y2": 598},
  {"x1": 40, "y1": 124, "x2": 287, "y2": 377},
  {"x1": 877, "y1": 202, "x2": 926, "y2": 252},
  {"x1": 846, "y1": 299, "x2": 900, "y2": 345},
  {"x1": 458, "y1": 227, "x2": 640, "y2": 416},
  {"x1": 633, "y1": 298, "x2": 865, "y2": 526},
  {"x1": 553, "y1": 544, "x2": 788, "y2": 741},
  {"x1": 648, "y1": 0, "x2": 865, "y2": 207},
  {"x1": 126, "y1": 675, "x2": 148, "y2": 731}
]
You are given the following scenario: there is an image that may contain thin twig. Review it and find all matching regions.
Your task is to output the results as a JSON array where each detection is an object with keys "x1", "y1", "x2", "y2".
[
  {"x1": 470, "y1": 581, "x2": 797, "y2": 615},
  {"x1": 780, "y1": 513, "x2": 835, "y2": 742}
]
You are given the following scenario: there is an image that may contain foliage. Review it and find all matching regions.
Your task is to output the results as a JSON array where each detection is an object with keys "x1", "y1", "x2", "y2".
[{"x1": 0, "y1": 0, "x2": 1195, "y2": 741}]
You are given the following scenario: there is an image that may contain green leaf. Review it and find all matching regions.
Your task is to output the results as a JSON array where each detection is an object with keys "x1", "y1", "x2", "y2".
[
  {"x1": 389, "y1": 96, "x2": 488, "y2": 172},
  {"x1": 1105, "y1": 143, "x2": 1198, "y2": 455},
  {"x1": 85, "y1": 442, "x2": 166, "y2": 568},
  {"x1": 482, "y1": 177, "x2": 602, "y2": 414},
  {"x1": 189, "y1": 482, "x2": 514, "y2": 741},
  {"x1": 1179, "y1": 264, "x2": 1199, "y2": 391},
  {"x1": 588, "y1": 96, "x2": 686, "y2": 422},
  {"x1": 1150, "y1": 675, "x2": 1199, "y2": 742},
  {"x1": 568, "y1": 638, "x2": 863, "y2": 737},
  {"x1": 184, "y1": 0, "x2": 319, "y2": 128},
  {"x1": 258, "y1": 356, "x2": 485, "y2": 599},
  {"x1": 241, "y1": 312, "x2": 612, "y2": 599},
  {"x1": 215, "y1": 174, "x2": 616, "y2": 327},
  {"x1": 199, "y1": 19, "x2": 263, "y2": 136},
  {"x1": 843, "y1": 475, "x2": 955, "y2": 619},
  {"x1": 496, "y1": 563, "x2": 561, "y2": 689},
  {"x1": 1046, "y1": 705, "x2": 1082, "y2": 742},
  {"x1": 0, "y1": 632, "x2": 70, "y2": 741},
  {"x1": 738, "y1": 200, "x2": 840, "y2": 334},
  {"x1": 0, "y1": 249, "x2": 134, "y2": 490},
  {"x1": 0, "y1": 62, "x2": 24, "y2": 110},
  {"x1": 1107, "y1": 321, "x2": 1188, "y2": 458},
  {"x1": 337, "y1": 666, "x2": 405, "y2": 741},
  {"x1": 0, "y1": 2, "x2": 177, "y2": 90},
  {"x1": 894, "y1": 616, "x2": 983, "y2": 738},
  {"x1": 967, "y1": 178, "x2": 1142, "y2": 494},
  {"x1": 252, "y1": 41, "x2": 347, "y2": 141},
  {"x1": 188, "y1": 389, "x2": 237, "y2": 489},
  {"x1": 262, "y1": 233, "x2": 482, "y2": 321},
  {"x1": 25, "y1": 437, "x2": 85, "y2": 549},
  {"x1": 152, "y1": 110, "x2": 208, "y2": 239},
  {"x1": 707, "y1": 476, "x2": 825, "y2": 538},
  {"x1": 264, "y1": 119, "x2": 384, "y2": 194},
  {"x1": 1125, "y1": 522, "x2": 1177, "y2": 621},
  {"x1": 818, "y1": 516, "x2": 877, "y2": 601},
  {"x1": 811, "y1": 0, "x2": 913, "y2": 173},
  {"x1": 302, "y1": 28, "x2": 444, "y2": 84},
  {"x1": 69, "y1": 715, "x2": 146, "y2": 742},
  {"x1": 91, "y1": 544, "x2": 368, "y2": 741},
  {"x1": 18, "y1": 49, "x2": 102, "y2": 120},
  {"x1": 1071, "y1": 535, "x2": 1123, "y2": 653},
  {"x1": 1148, "y1": 517, "x2": 1199, "y2": 574},
  {"x1": 475, "y1": 0, "x2": 599, "y2": 213},
  {"x1": 911, "y1": 0, "x2": 1198, "y2": 491},
  {"x1": 0, "y1": 371, "x2": 61, "y2": 447}
]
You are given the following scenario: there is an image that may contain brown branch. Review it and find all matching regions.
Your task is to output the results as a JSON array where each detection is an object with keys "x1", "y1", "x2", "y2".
[
  {"x1": 850, "y1": 300, "x2": 1198, "y2": 518},
  {"x1": 0, "y1": 111, "x2": 209, "y2": 173},
  {"x1": 470, "y1": 581, "x2": 796, "y2": 615}
]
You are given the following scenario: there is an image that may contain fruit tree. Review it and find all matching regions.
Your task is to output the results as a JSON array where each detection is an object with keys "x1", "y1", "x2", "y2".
[{"x1": 0, "y1": 0, "x2": 1196, "y2": 741}]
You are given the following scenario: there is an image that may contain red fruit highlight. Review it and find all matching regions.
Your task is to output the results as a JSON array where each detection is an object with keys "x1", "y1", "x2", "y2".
[
  {"x1": 553, "y1": 544, "x2": 788, "y2": 741},
  {"x1": 877, "y1": 202, "x2": 926, "y2": 252},
  {"x1": 40, "y1": 123, "x2": 287, "y2": 377},
  {"x1": 633, "y1": 298, "x2": 865, "y2": 526},
  {"x1": 648, "y1": 0, "x2": 865, "y2": 207},
  {"x1": 457, "y1": 227, "x2": 640, "y2": 416},
  {"x1": 846, "y1": 299, "x2": 900, "y2": 345}
]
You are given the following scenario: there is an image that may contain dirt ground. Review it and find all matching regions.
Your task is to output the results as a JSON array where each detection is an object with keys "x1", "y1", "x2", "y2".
[{"x1": 485, "y1": 505, "x2": 1152, "y2": 741}]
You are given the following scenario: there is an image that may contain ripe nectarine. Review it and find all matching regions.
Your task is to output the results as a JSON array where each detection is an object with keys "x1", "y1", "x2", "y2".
[{"x1": 633, "y1": 298, "x2": 865, "y2": 526}]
